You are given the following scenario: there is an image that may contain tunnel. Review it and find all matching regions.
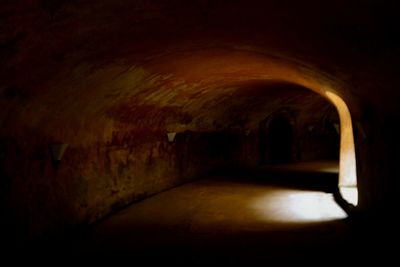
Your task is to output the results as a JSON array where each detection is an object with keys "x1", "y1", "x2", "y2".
[
  {"x1": 1, "y1": 0, "x2": 399, "y2": 265},
  {"x1": 260, "y1": 112, "x2": 294, "y2": 164}
]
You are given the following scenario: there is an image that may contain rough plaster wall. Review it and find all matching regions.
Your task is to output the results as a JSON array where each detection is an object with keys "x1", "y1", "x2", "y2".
[{"x1": 0, "y1": 127, "x2": 240, "y2": 243}]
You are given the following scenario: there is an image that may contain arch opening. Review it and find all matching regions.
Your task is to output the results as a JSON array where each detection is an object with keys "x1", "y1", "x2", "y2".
[
  {"x1": 253, "y1": 84, "x2": 358, "y2": 209},
  {"x1": 259, "y1": 113, "x2": 295, "y2": 165},
  {"x1": 325, "y1": 91, "x2": 358, "y2": 206},
  {"x1": 268, "y1": 115, "x2": 294, "y2": 164}
]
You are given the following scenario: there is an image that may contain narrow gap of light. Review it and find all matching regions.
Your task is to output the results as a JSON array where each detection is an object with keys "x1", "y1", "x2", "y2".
[
  {"x1": 339, "y1": 186, "x2": 358, "y2": 206},
  {"x1": 325, "y1": 91, "x2": 358, "y2": 206}
]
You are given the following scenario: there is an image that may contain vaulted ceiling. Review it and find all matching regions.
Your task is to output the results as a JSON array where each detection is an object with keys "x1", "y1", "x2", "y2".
[{"x1": 1, "y1": 0, "x2": 399, "y2": 142}]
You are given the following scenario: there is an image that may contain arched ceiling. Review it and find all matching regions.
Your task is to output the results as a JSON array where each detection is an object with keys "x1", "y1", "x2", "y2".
[{"x1": 1, "y1": 0, "x2": 399, "y2": 144}]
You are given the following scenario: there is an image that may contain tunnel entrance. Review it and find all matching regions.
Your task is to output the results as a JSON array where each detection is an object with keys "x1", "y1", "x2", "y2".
[
  {"x1": 267, "y1": 115, "x2": 294, "y2": 164},
  {"x1": 320, "y1": 109, "x2": 340, "y2": 160},
  {"x1": 253, "y1": 86, "x2": 357, "y2": 207},
  {"x1": 260, "y1": 113, "x2": 294, "y2": 164}
]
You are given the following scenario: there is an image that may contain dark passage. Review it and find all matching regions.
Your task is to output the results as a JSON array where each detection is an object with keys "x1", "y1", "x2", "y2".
[{"x1": 267, "y1": 115, "x2": 294, "y2": 164}]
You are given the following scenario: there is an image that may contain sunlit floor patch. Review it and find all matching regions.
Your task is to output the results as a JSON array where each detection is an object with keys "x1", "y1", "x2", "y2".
[{"x1": 252, "y1": 188, "x2": 347, "y2": 223}]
